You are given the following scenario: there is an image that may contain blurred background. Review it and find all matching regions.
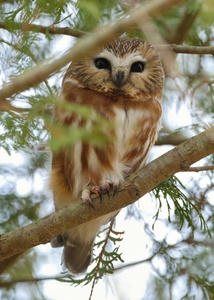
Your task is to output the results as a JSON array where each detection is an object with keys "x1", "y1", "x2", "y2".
[{"x1": 0, "y1": 1, "x2": 214, "y2": 299}]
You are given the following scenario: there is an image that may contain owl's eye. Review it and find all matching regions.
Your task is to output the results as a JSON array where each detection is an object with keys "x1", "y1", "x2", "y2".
[
  {"x1": 94, "y1": 58, "x2": 111, "y2": 70},
  {"x1": 130, "y1": 61, "x2": 145, "y2": 73}
]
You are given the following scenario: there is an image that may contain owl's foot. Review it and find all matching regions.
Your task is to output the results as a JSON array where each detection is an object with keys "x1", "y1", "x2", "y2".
[
  {"x1": 91, "y1": 179, "x2": 120, "y2": 201},
  {"x1": 99, "y1": 179, "x2": 120, "y2": 198},
  {"x1": 81, "y1": 188, "x2": 96, "y2": 209},
  {"x1": 81, "y1": 185, "x2": 103, "y2": 209},
  {"x1": 81, "y1": 179, "x2": 120, "y2": 208}
]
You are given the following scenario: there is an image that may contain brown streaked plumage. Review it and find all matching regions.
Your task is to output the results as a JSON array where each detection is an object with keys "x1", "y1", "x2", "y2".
[{"x1": 50, "y1": 38, "x2": 164, "y2": 274}]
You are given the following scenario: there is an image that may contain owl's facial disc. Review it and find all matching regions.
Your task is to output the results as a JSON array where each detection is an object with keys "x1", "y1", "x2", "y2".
[
  {"x1": 64, "y1": 38, "x2": 164, "y2": 100},
  {"x1": 94, "y1": 53, "x2": 146, "y2": 90}
]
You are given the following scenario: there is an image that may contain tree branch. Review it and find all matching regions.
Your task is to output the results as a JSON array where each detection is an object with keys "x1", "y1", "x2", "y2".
[
  {"x1": 0, "y1": 0, "x2": 184, "y2": 102},
  {"x1": 113, "y1": 252, "x2": 157, "y2": 272},
  {"x1": 0, "y1": 21, "x2": 86, "y2": 37},
  {"x1": 157, "y1": 44, "x2": 214, "y2": 55},
  {"x1": 1, "y1": 24, "x2": 213, "y2": 55},
  {"x1": 0, "y1": 275, "x2": 68, "y2": 288},
  {"x1": 156, "y1": 132, "x2": 188, "y2": 145},
  {"x1": 0, "y1": 253, "x2": 24, "y2": 275},
  {"x1": 168, "y1": 5, "x2": 201, "y2": 44},
  {"x1": 182, "y1": 165, "x2": 214, "y2": 172},
  {"x1": 0, "y1": 125, "x2": 213, "y2": 262}
]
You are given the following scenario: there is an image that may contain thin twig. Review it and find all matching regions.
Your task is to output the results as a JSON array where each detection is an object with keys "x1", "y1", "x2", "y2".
[
  {"x1": 89, "y1": 219, "x2": 115, "y2": 300},
  {"x1": 0, "y1": 21, "x2": 86, "y2": 37},
  {"x1": 0, "y1": 275, "x2": 68, "y2": 288},
  {"x1": 190, "y1": 79, "x2": 214, "y2": 100},
  {"x1": 156, "y1": 44, "x2": 214, "y2": 55},
  {"x1": 113, "y1": 253, "x2": 157, "y2": 272},
  {"x1": 181, "y1": 165, "x2": 214, "y2": 172}
]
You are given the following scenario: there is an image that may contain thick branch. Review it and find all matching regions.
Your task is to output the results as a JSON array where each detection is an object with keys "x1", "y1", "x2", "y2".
[
  {"x1": 0, "y1": 126, "x2": 213, "y2": 262},
  {"x1": 0, "y1": 0, "x2": 184, "y2": 102}
]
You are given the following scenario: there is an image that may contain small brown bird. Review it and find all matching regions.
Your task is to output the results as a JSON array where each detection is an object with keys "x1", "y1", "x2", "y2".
[{"x1": 50, "y1": 38, "x2": 164, "y2": 274}]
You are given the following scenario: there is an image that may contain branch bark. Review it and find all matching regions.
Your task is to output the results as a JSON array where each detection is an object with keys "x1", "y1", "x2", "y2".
[
  {"x1": 0, "y1": 126, "x2": 213, "y2": 262},
  {"x1": 157, "y1": 44, "x2": 214, "y2": 55},
  {"x1": 0, "y1": 21, "x2": 86, "y2": 37}
]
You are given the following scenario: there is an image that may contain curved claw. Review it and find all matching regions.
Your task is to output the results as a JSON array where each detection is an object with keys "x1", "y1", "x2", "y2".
[
  {"x1": 86, "y1": 199, "x2": 96, "y2": 210},
  {"x1": 100, "y1": 180, "x2": 119, "y2": 198},
  {"x1": 81, "y1": 189, "x2": 96, "y2": 209},
  {"x1": 112, "y1": 184, "x2": 119, "y2": 197},
  {"x1": 99, "y1": 193, "x2": 103, "y2": 203},
  {"x1": 81, "y1": 179, "x2": 120, "y2": 209},
  {"x1": 104, "y1": 187, "x2": 110, "y2": 198}
]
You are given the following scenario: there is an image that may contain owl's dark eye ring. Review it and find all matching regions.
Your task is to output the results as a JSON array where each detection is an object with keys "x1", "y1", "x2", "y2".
[
  {"x1": 130, "y1": 61, "x2": 145, "y2": 73},
  {"x1": 94, "y1": 57, "x2": 111, "y2": 70}
]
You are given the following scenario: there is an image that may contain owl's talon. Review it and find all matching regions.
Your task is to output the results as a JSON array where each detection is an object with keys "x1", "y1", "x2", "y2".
[
  {"x1": 86, "y1": 199, "x2": 96, "y2": 210},
  {"x1": 99, "y1": 193, "x2": 103, "y2": 203},
  {"x1": 112, "y1": 184, "x2": 119, "y2": 197},
  {"x1": 100, "y1": 179, "x2": 120, "y2": 197},
  {"x1": 81, "y1": 189, "x2": 96, "y2": 209},
  {"x1": 105, "y1": 187, "x2": 110, "y2": 198}
]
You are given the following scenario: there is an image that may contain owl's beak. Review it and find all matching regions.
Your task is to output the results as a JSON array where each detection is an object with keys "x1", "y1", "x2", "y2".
[{"x1": 113, "y1": 71, "x2": 125, "y2": 89}]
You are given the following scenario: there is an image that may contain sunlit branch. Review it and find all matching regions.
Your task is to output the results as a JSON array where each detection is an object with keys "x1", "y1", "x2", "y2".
[
  {"x1": 0, "y1": 0, "x2": 184, "y2": 102},
  {"x1": 0, "y1": 125, "x2": 213, "y2": 262}
]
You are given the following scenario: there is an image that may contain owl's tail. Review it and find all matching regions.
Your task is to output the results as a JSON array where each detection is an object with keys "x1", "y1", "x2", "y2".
[
  {"x1": 50, "y1": 212, "x2": 118, "y2": 274},
  {"x1": 51, "y1": 233, "x2": 94, "y2": 274},
  {"x1": 63, "y1": 238, "x2": 94, "y2": 274}
]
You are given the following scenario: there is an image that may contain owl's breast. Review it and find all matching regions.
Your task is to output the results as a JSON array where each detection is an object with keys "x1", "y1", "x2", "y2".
[{"x1": 114, "y1": 100, "x2": 161, "y2": 173}]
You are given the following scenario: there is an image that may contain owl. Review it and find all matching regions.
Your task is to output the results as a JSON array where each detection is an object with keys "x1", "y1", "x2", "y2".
[{"x1": 50, "y1": 38, "x2": 164, "y2": 274}]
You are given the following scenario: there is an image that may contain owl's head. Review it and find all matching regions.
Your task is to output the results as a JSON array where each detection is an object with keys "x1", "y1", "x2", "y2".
[{"x1": 63, "y1": 38, "x2": 164, "y2": 101}]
